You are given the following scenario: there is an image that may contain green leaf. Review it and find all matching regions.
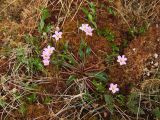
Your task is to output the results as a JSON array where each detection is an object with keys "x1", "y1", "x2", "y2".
[
  {"x1": 153, "y1": 107, "x2": 160, "y2": 118},
  {"x1": 128, "y1": 27, "x2": 137, "y2": 37},
  {"x1": 107, "y1": 7, "x2": 116, "y2": 16},
  {"x1": 83, "y1": 93, "x2": 94, "y2": 104},
  {"x1": 0, "y1": 98, "x2": 6, "y2": 107},
  {"x1": 44, "y1": 96, "x2": 52, "y2": 104},
  {"x1": 138, "y1": 26, "x2": 147, "y2": 34},
  {"x1": 116, "y1": 95, "x2": 125, "y2": 106},
  {"x1": 64, "y1": 41, "x2": 69, "y2": 51},
  {"x1": 67, "y1": 75, "x2": 76, "y2": 85},
  {"x1": 89, "y1": 2, "x2": 96, "y2": 14},
  {"x1": 38, "y1": 8, "x2": 50, "y2": 33},
  {"x1": 91, "y1": 21, "x2": 97, "y2": 28},
  {"x1": 97, "y1": 28, "x2": 115, "y2": 41},
  {"x1": 104, "y1": 95, "x2": 114, "y2": 104},
  {"x1": 82, "y1": 3, "x2": 97, "y2": 29},
  {"x1": 27, "y1": 93, "x2": 37, "y2": 103},
  {"x1": 13, "y1": 93, "x2": 22, "y2": 100},
  {"x1": 39, "y1": 19, "x2": 45, "y2": 32},
  {"x1": 24, "y1": 82, "x2": 38, "y2": 91},
  {"x1": 41, "y1": 8, "x2": 50, "y2": 20},
  {"x1": 106, "y1": 33, "x2": 115, "y2": 41},
  {"x1": 82, "y1": 7, "x2": 89, "y2": 15},
  {"x1": 68, "y1": 54, "x2": 76, "y2": 65},
  {"x1": 44, "y1": 24, "x2": 52, "y2": 33},
  {"x1": 88, "y1": 14, "x2": 93, "y2": 23},
  {"x1": 59, "y1": 52, "x2": 76, "y2": 66},
  {"x1": 111, "y1": 44, "x2": 119, "y2": 52},
  {"x1": 19, "y1": 104, "x2": 27, "y2": 116},
  {"x1": 94, "y1": 72, "x2": 107, "y2": 82},
  {"x1": 127, "y1": 93, "x2": 145, "y2": 115},
  {"x1": 29, "y1": 58, "x2": 44, "y2": 71},
  {"x1": 92, "y1": 80, "x2": 105, "y2": 93},
  {"x1": 104, "y1": 95, "x2": 114, "y2": 114},
  {"x1": 86, "y1": 46, "x2": 91, "y2": 56},
  {"x1": 78, "y1": 40, "x2": 86, "y2": 60}
]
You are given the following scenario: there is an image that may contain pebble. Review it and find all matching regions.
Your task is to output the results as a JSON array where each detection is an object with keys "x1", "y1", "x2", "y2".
[
  {"x1": 147, "y1": 72, "x2": 150, "y2": 76},
  {"x1": 133, "y1": 48, "x2": 136, "y2": 52},
  {"x1": 143, "y1": 68, "x2": 149, "y2": 72},
  {"x1": 154, "y1": 53, "x2": 158, "y2": 59},
  {"x1": 156, "y1": 24, "x2": 159, "y2": 28},
  {"x1": 154, "y1": 62, "x2": 159, "y2": 67}
]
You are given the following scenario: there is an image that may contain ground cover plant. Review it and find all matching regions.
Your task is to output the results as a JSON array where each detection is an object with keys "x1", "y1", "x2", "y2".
[{"x1": 0, "y1": 0, "x2": 160, "y2": 120}]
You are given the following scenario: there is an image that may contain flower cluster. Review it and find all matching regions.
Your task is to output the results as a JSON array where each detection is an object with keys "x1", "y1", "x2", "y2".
[
  {"x1": 41, "y1": 24, "x2": 129, "y2": 94},
  {"x1": 41, "y1": 45, "x2": 55, "y2": 66},
  {"x1": 109, "y1": 83, "x2": 119, "y2": 94},
  {"x1": 79, "y1": 24, "x2": 94, "y2": 36}
]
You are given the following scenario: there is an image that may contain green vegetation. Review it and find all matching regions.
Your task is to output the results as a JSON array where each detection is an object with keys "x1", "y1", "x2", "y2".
[
  {"x1": 82, "y1": 1, "x2": 97, "y2": 28},
  {"x1": 0, "y1": 0, "x2": 159, "y2": 120}
]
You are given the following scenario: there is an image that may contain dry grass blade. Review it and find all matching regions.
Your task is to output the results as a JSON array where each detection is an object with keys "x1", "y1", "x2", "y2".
[
  {"x1": 120, "y1": 0, "x2": 160, "y2": 25},
  {"x1": 141, "y1": 79, "x2": 160, "y2": 92}
]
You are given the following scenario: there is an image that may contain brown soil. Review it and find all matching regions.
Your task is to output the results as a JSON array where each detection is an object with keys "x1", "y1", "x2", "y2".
[
  {"x1": 0, "y1": 59, "x2": 9, "y2": 75},
  {"x1": 109, "y1": 25, "x2": 160, "y2": 91},
  {"x1": 26, "y1": 104, "x2": 49, "y2": 119}
]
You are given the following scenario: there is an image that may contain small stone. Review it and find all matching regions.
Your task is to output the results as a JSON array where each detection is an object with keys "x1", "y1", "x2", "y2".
[
  {"x1": 43, "y1": 32, "x2": 47, "y2": 36},
  {"x1": 156, "y1": 24, "x2": 159, "y2": 28},
  {"x1": 12, "y1": 88, "x2": 17, "y2": 93},
  {"x1": 143, "y1": 68, "x2": 149, "y2": 71},
  {"x1": 147, "y1": 72, "x2": 150, "y2": 76},
  {"x1": 154, "y1": 62, "x2": 159, "y2": 67},
  {"x1": 133, "y1": 48, "x2": 136, "y2": 51},
  {"x1": 154, "y1": 53, "x2": 158, "y2": 59},
  {"x1": 151, "y1": 61, "x2": 154, "y2": 64}
]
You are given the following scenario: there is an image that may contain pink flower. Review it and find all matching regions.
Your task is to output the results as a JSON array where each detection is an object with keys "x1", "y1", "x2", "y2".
[
  {"x1": 85, "y1": 26, "x2": 94, "y2": 36},
  {"x1": 109, "y1": 83, "x2": 119, "y2": 94},
  {"x1": 41, "y1": 45, "x2": 55, "y2": 66},
  {"x1": 44, "y1": 45, "x2": 55, "y2": 55},
  {"x1": 79, "y1": 24, "x2": 89, "y2": 31},
  {"x1": 43, "y1": 59, "x2": 50, "y2": 66},
  {"x1": 79, "y1": 24, "x2": 94, "y2": 36},
  {"x1": 52, "y1": 31, "x2": 62, "y2": 41},
  {"x1": 117, "y1": 55, "x2": 127, "y2": 65},
  {"x1": 41, "y1": 51, "x2": 50, "y2": 60}
]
